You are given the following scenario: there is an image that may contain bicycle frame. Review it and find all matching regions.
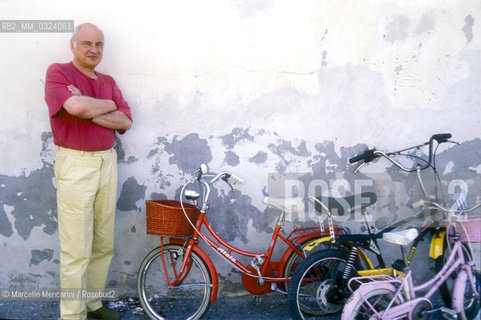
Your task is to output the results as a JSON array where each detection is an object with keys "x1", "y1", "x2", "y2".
[
  {"x1": 159, "y1": 174, "x2": 342, "y2": 302},
  {"x1": 303, "y1": 203, "x2": 440, "y2": 278},
  {"x1": 348, "y1": 239, "x2": 478, "y2": 319}
]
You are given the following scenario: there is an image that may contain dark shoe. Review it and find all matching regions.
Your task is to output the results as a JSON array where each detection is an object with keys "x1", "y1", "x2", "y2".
[{"x1": 87, "y1": 306, "x2": 121, "y2": 319}]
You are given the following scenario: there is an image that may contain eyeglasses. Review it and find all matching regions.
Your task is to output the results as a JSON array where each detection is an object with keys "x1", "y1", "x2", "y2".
[{"x1": 78, "y1": 41, "x2": 104, "y2": 50}]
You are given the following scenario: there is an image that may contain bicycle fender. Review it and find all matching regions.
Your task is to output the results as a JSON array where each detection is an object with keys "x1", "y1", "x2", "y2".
[
  {"x1": 429, "y1": 230, "x2": 446, "y2": 259},
  {"x1": 278, "y1": 234, "x2": 327, "y2": 275},
  {"x1": 302, "y1": 236, "x2": 332, "y2": 252},
  {"x1": 341, "y1": 281, "x2": 401, "y2": 320},
  {"x1": 170, "y1": 239, "x2": 219, "y2": 303}
]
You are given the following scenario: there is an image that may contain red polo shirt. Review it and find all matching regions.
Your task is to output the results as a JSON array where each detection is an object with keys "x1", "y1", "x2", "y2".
[{"x1": 45, "y1": 62, "x2": 132, "y2": 151}]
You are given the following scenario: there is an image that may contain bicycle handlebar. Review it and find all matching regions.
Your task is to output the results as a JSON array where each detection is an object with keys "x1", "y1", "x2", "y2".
[
  {"x1": 349, "y1": 133, "x2": 453, "y2": 172},
  {"x1": 348, "y1": 148, "x2": 378, "y2": 164},
  {"x1": 193, "y1": 164, "x2": 244, "y2": 186}
]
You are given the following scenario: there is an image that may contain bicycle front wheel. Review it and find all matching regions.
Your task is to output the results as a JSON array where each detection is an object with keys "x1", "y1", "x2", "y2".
[
  {"x1": 137, "y1": 243, "x2": 212, "y2": 320},
  {"x1": 435, "y1": 239, "x2": 481, "y2": 320}
]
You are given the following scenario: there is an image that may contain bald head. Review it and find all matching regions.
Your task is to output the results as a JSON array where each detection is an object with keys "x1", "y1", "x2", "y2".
[{"x1": 71, "y1": 23, "x2": 104, "y2": 46}]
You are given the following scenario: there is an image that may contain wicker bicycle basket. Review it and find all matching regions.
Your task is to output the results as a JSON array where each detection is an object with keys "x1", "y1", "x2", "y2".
[{"x1": 146, "y1": 200, "x2": 200, "y2": 237}]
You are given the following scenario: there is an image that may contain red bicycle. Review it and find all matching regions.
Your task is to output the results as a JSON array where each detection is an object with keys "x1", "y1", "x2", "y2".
[{"x1": 137, "y1": 165, "x2": 346, "y2": 319}]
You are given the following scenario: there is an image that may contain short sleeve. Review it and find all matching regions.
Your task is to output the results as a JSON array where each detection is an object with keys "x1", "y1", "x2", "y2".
[
  {"x1": 44, "y1": 64, "x2": 74, "y2": 118},
  {"x1": 110, "y1": 78, "x2": 132, "y2": 134}
]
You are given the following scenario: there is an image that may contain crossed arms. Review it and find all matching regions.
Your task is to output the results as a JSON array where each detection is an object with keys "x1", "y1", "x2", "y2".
[{"x1": 63, "y1": 85, "x2": 132, "y2": 131}]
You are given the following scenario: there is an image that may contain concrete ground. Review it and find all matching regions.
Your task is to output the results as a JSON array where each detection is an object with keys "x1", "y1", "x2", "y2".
[
  {"x1": 0, "y1": 294, "x2": 301, "y2": 320},
  {"x1": 1, "y1": 293, "x2": 476, "y2": 320}
]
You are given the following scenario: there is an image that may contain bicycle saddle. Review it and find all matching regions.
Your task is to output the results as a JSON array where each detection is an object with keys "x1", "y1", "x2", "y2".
[
  {"x1": 382, "y1": 228, "x2": 419, "y2": 246},
  {"x1": 311, "y1": 192, "x2": 377, "y2": 216}
]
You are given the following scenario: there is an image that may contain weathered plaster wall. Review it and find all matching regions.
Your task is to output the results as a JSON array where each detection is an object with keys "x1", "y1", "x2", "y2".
[{"x1": 1, "y1": 0, "x2": 480, "y2": 296}]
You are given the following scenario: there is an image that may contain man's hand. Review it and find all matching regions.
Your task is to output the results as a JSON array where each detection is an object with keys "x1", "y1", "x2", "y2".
[
  {"x1": 92, "y1": 111, "x2": 132, "y2": 131},
  {"x1": 67, "y1": 85, "x2": 82, "y2": 96}
]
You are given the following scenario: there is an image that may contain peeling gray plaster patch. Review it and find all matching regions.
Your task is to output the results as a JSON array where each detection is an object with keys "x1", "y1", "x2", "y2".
[
  {"x1": 0, "y1": 204, "x2": 13, "y2": 237},
  {"x1": 310, "y1": 141, "x2": 338, "y2": 174},
  {"x1": 114, "y1": 137, "x2": 137, "y2": 164},
  {"x1": 414, "y1": 14, "x2": 435, "y2": 35},
  {"x1": 147, "y1": 137, "x2": 168, "y2": 175},
  {"x1": 384, "y1": 15, "x2": 410, "y2": 42},
  {"x1": 117, "y1": 177, "x2": 146, "y2": 212},
  {"x1": 164, "y1": 133, "x2": 213, "y2": 173},
  {"x1": 249, "y1": 151, "x2": 268, "y2": 164},
  {"x1": 207, "y1": 189, "x2": 265, "y2": 243},
  {"x1": 149, "y1": 192, "x2": 168, "y2": 201},
  {"x1": 114, "y1": 137, "x2": 126, "y2": 162},
  {"x1": 436, "y1": 138, "x2": 481, "y2": 175},
  {"x1": 224, "y1": 151, "x2": 240, "y2": 166},
  {"x1": 268, "y1": 139, "x2": 311, "y2": 173},
  {"x1": 30, "y1": 249, "x2": 54, "y2": 266},
  {"x1": 0, "y1": 167, "x2": 57, "y2": 239},
  {"x1": 462, "y1": 15, "x2": 474, "y2": 43},
  {"x1": 221, "y1": 128, "x2": 254, "y2": 149},
  {"x1": 440, "y1": 49, "x2": 481, "y2": 110}
]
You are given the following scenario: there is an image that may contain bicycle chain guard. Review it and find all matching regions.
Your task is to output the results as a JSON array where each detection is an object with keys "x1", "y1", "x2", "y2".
[{"x1": 242, "y1": 263, "x2": 279, "y2": 294}]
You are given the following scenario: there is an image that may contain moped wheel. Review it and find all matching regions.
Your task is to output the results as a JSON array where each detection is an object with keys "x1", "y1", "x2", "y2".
[
  {"x1": 341, "y1": 286, "x2": 402, "y2": 320},
  {"x1": 137, "y1": 243, "x2": 212, "y2": 320},
  {"x1": 435, "y1": 240, "x2": 480, "y2": 320},
  {"x1": 288, "y1": 249, "x2": 361, "y2": 319}
]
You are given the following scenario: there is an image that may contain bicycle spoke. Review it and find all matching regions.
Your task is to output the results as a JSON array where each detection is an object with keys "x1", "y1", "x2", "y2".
[{"x1": 138, "y1": 244, "x2": 212, "y2": 320}]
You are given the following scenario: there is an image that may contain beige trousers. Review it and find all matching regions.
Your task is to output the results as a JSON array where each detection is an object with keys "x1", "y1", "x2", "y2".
[{"x1": 54, "y1": 147, "x2": 117, "y2": 319}]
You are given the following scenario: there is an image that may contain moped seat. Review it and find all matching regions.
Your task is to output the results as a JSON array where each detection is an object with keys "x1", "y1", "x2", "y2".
[
  {"x1": 382, "y1": 228, "x2": 419, "y2": 246},
  {"x1": 311, "y1": 192, "x2": 377, "y2": 216}
]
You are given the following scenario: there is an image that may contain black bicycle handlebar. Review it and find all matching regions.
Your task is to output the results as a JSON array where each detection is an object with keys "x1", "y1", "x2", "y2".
[
  {"x1": 349, "y1": 133, "x2": 453, "y2": 169},
  {"x1": 348, "y1": 148, "x2": 379, "y2": 164},
  {"x1": 431, "y1": 133, "x2": 452, "y2": 143}
]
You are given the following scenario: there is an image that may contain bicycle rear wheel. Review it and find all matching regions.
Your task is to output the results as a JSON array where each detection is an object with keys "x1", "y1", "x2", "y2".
[
  {"x1": 137, "y1": 243, "x2": 212, "y2": 320},
  {"x1": 282, "y1": 237, "x2": 334, "y2": 291},
  {"x1": 287, "y1": 249, "x2": 361, "y2": 319},
  {"x1": 341, "y1": 285, "x2": 403, "y2": 320}
]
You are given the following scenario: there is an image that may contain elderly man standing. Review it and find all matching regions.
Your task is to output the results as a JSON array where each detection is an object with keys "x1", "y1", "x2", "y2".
[{"x1": 45, "y1": 23, "x2": 132, "y2": 319}]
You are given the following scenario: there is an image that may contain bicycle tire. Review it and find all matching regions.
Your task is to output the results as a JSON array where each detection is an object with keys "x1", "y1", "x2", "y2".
[
  {"x1": 287, "y1": 248, "x2": 361, "y2": 319},
  {"x1": 282, "y1": 237, "x2": 335, "y2": 291},
  {"x1": 340, "y1": 284, "x2": 403, "y2": 320},
  {"x1": 434, "y1": 240, "x2": 481, "y2": 320},
  {"x1": 137, "y1": 243, "x2": 212, "y2": 320}
]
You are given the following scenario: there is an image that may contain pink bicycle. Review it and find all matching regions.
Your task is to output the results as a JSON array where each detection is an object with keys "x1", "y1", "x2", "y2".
[
  {"x1": 137, "y1": 165, "x2": 345, "y2": 320},
  {"x1": 341, "y1": 200, "x2": 481, "y2": 320}
]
